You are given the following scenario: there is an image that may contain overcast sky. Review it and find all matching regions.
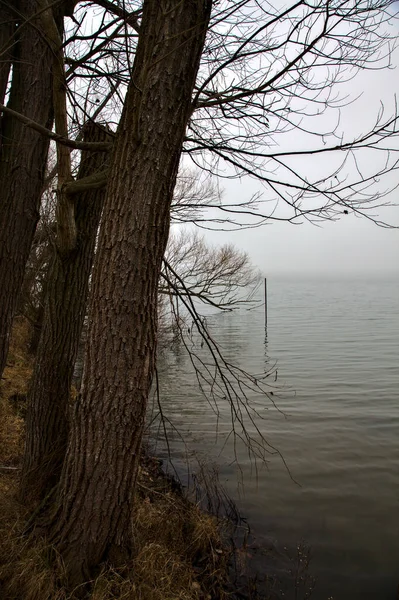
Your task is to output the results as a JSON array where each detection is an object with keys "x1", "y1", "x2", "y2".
[{"x1": 197, "y1": 25, "x2": 399, "y2": 278}]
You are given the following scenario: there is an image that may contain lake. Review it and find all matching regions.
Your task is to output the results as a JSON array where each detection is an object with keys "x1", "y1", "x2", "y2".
[{"x1": 152, "y1": 275, "x2": 399, "y2": 600}]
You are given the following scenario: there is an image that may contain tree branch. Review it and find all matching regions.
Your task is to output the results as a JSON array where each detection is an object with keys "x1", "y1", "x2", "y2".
[
  {"x1": 0, "y1": 102, "x2": 113, "y2": 151},
  {"x1": 63, "y1": 169, "x2": 108, "y2": 194},
  {"x1": 90, "y1": 0, "x2": 141, "y2": 32}
]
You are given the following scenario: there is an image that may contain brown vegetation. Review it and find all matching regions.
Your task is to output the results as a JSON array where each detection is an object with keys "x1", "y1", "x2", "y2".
[
  {"x1": 0, "y1": 318, "x2": 31, "y2": 464},
  {"x1": 0, "y1": 469, "x2": 230, "y2": 600},
  {"x1": 0, "y1": 320, "x2": 231, "y2": 600}
]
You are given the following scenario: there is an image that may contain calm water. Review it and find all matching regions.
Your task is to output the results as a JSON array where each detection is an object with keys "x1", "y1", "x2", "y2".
[{"x1": 153, "y1": 276, "x2": 399, "y2": 600}]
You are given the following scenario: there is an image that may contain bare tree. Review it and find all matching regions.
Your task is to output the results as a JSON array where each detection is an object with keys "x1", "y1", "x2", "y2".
[
  {"x1": 3, "y1": 0, "x2": 396, "y2": 230},
  {"x1": 43, "y1": 0, "x2": 396, "y2": 584},
  {"x1": 43, "y1": 1, "x2": 212, "y2": 585},
  {"x1": 163, "y1": 230, "x2": 260, "y2": 311},
  {"x1": 20, "y1": 122, "x2": 111, "y2": 505},
  {"x1": 186, "y1": 0, "x2": 399, "y2": 227},
  {"x1": 0, "y1": 0, "x2": 397, "y2": 591},
  {"x1": 51, "y1": 0, "x2": 399, "y2": 227},
  {"x1": 0, "y1": 1, "x2": 76, "y2": 378}
]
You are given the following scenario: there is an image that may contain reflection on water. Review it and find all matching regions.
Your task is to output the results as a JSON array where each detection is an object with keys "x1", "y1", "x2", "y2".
[{"x1": 152, "y1": 276, "x2": 399, "y2": 600}]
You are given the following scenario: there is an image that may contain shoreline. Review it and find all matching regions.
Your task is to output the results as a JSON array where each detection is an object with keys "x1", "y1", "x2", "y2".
[
  {"x1": 0, "y1": 318, "x2": 317, "y2": 600},
  {"x1": 0, "y1": 318, "x2": 249, "y2": 599}
]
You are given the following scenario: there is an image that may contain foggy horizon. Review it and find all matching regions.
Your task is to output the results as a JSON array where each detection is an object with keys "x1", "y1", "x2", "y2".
[{"x1": 194, "y1": 40, "x2": 399, "y2": 279}]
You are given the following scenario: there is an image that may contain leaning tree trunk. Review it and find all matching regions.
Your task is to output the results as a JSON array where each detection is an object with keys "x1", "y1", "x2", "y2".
[
  {"x1": 0, "y1": 1, "x2": 66, "y2": 379},
  {"x1": 21, "y1": 123, "x2": 111, "y2": 505},
  {"x1": 45, "y1": 0, "x2": 212, "y2": 586}
]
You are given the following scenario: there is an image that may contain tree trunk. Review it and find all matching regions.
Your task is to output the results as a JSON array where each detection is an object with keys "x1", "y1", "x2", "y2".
[
  {"x1": 46, "y1": 0, "x2": 212, "y2": 586},
  {"x1": 0, "y1": 4, "x2": 16, "y2": 107},
  {"x1": 0, "y1": 1, "x2": 65, "y2": 378},
  {"x1": 21, "y1": 123, "x2": 111, "y2": 505}
]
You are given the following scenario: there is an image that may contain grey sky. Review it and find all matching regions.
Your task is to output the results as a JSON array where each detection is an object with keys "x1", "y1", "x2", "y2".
[
  {"x1": 202, "y1": 210, "x2": 399, "y2": 276},
  {"x1": 198, "y1": 35, "x2": 399, "y2": 277}
]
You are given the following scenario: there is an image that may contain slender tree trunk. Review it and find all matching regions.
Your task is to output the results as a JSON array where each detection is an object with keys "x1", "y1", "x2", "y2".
[
  {"x1": 0, "y1": 1, "x2": 65, "y2": 378},
  {"x1": 0, "y1": 4, "x2": 16, "y2": 107},
  {"x1": 18, "y1": 251, "x2": 50, "y2": 355},
  {"x1": 46, "y1": 0, "x2": 212, "y2": 586},
  {"x1": 20, "y1": 123, "x2": 111, "y2": 505}
]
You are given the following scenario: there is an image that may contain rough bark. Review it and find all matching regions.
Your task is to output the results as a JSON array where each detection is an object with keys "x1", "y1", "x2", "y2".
[
  {"x1": 21, "y1": 123, "x2": 111, "y2": 505},
  {"x1": 0, "y1": 1, "x2": 66, "y2": 379},
  {"x1": 17, "y1": 233, "x2": 52, "y2": 353},
  {"x1": 46, "y1": 0, "x2": 212, "y2": 586}
]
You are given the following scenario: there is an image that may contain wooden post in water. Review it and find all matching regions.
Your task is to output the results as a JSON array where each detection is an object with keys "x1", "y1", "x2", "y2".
[{"x1": 264, "y1": 277, "x2": 268, "y2": 328}]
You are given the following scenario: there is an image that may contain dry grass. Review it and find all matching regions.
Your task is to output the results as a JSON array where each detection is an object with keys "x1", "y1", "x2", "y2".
[
  {"x1": 0, "y1": 319, "x2": 231, "y2": 600},
  {"x1": 0, "y1": 466, "x2": 230, "y2": 600},
  {"x1": 0, "y1": 317, "x2": 32, "y2": 464}
]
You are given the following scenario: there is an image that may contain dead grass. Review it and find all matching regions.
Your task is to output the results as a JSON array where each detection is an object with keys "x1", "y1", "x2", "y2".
[
  {"x1": 0, "y1": 465, "x2": 230, "y2": 600},
  {"x1": 0, "y1": 317, "x2": 32, "y2": 464},
  {"x1": 0, "y1": 319, "x2": 231, "y2": 600},
  {"x1": 0, "y1": 402, "x2": 24, "y2": 465}
]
